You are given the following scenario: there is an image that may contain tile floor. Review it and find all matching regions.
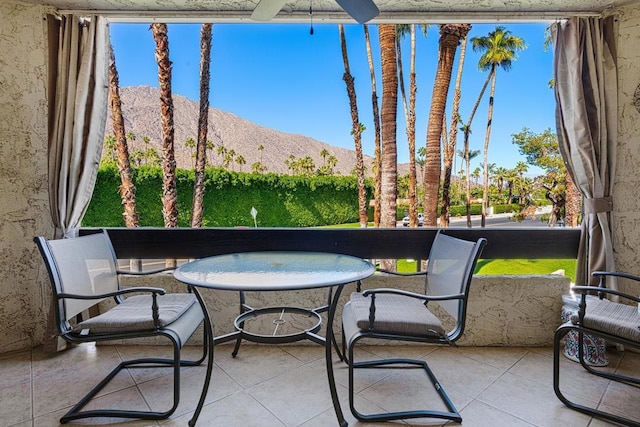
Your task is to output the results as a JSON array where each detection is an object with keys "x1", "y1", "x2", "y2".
[{"x1": 1, "y1": 341, "x2": 639, "y2": 427}]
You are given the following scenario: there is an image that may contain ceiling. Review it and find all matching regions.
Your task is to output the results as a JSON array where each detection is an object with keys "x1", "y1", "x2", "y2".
[{"x1": 24, "y1": 0, "x2": 639, "y2": 23}]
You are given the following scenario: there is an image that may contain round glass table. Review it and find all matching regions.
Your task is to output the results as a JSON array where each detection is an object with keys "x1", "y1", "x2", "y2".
[{"x1": 174, "y1": 251, "x2": 375, "y2": 426}]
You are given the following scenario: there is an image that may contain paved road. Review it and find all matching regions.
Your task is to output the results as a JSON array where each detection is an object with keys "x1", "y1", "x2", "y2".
[{"x1": 447, "y1": 212, "x2": 552, "y2": 228}]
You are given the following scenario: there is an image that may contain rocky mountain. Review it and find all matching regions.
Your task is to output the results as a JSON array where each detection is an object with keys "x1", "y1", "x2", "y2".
[{"x1": 105, "y1": 85, "x2": 389, "y2": 176}]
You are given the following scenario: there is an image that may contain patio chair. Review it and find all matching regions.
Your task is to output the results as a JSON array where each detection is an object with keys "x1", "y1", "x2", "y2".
[
  {"x1": 554, "y1": 271, "x2": 640, "y2": 426},
  {"x1": 340, "y1": 231, "x2": 486, "y2": 423},
  {"x1": 34, "y1": 230, "x2": 209, "y2": 424}
]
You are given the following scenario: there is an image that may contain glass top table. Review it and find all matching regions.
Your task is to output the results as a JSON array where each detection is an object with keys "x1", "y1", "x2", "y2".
[
  {"x1": 173, "y1": 251, "x2": 375, "y2": 427},
  {"x1": 174, "y1": 251, "x2": 375, "y2": 291}
]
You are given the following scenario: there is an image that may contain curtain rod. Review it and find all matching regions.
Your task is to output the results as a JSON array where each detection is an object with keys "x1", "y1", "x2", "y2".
[{"x1": 56, "y1": 9, "x2": 602, "y2": 24}]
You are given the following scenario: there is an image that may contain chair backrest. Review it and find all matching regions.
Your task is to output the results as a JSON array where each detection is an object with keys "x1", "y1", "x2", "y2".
[
  {"x1": 425, "y1": 231, "x2": 486, "y2": 323},
  {"x1": 34, "y1": 231, "x2": 120, "y2": 326}
]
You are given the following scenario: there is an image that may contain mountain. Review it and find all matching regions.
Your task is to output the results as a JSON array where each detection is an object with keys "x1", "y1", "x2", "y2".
[{"x1": 105, "y1": 85, "x2": 389, "y2": 176}]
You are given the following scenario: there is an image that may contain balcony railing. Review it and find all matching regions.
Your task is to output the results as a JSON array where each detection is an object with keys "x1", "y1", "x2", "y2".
[{"x1": 87, "y1": 227, "x2": 581, "y2": 261}]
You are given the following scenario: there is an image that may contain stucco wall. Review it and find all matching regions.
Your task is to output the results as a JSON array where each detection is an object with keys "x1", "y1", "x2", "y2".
[
  {"x1": 0, "y1": 2, "x2": 54, "y2": 353},
  {"x1": 613, "y1": 3, "x2": 640, "y2": 297},
  {"x1": 121, "y1": 273, "x2": 571, "y2": 347}
]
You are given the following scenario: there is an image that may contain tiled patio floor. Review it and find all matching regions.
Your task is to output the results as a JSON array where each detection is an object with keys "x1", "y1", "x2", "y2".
[{"x1": 2, "y1": 342, "x2": 639, "y2": 426}]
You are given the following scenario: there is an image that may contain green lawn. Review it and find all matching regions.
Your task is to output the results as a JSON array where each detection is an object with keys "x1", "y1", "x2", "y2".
[
  {"x1": 319, "y1": 223, "x2": 577, "y2": 283},
  {"x1": 396, "y1": 258, "x2": 576, "y2": 283}
]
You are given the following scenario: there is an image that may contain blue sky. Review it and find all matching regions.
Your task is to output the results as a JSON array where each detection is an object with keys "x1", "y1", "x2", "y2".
[{"x1": 110, "y1": 22, "x2": 555, "y2": 175}]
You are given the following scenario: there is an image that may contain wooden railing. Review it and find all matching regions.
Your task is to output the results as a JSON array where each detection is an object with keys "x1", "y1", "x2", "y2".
[{"x1": 84, "y1": 227, "x2": 581, "y2": 261}]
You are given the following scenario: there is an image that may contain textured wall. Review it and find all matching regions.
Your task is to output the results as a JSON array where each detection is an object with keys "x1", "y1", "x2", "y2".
[
  {"x1": 122, "y1": 273, "x2": 570, "y2": 347},
  {"x1": 0, "y1": 2, "x2": 54, "y2": 353},
  {"x1": 613, "y1": 3, "x2": 640, "y2": 296}
]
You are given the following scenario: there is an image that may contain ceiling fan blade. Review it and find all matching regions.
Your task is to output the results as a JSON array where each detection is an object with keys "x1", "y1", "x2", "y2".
[
  {"x1": 251, "y1": 0, "x2": 289, "y2": 21},
  {"x1": 335, "y1": 0, "x2": 379, "y2": 23}
]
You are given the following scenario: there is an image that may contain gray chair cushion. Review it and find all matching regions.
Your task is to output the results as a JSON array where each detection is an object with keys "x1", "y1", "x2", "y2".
[
  {"x1": 573, "y1": 298, "x2": 640, "y2": 343},
  {"x1": 348, "y1": 292, "x2": 445, "y2": 337},
  {"x1": 75, "y1": 293, "x2": 197, "y2": 334}
]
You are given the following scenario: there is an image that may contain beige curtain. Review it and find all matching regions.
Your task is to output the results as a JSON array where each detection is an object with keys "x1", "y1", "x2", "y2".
[
  {"x1": 48, "y1": 14, "x2": 109, "y2": 239},
  {"x1": 554, "y1": 16, "x2": 618, "y2": 287},
  {"x1": 45, "y1": 15, "x2": 109, "y2": 352}
]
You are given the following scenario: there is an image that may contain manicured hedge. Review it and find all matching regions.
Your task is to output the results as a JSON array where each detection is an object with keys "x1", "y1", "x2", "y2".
[{"x1": 83, "y1": 165, "x2": 372, "y2": 227}]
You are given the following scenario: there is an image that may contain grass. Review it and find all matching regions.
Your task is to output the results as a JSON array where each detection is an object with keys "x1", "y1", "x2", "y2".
[
  {"x1": 396, "y1": 258, "x2": 576, "y2": 283},
  {"x1": 475, "y1": 259, "x2": 577, "y2": 283},
  {"x1": 319, "y1": 223, "x2": 577, "y2": 283}
]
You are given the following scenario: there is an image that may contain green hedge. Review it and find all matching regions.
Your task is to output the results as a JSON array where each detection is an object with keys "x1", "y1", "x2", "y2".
[{"x1": 84, "y1": 165, "x2": 373, "y2": 228}]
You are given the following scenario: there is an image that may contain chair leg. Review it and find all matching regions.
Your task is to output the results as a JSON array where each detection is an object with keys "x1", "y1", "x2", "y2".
[
  {"x1": 554, "y1": 324, "x2": 640, "y2": 427},
  {"x1": 61, "y1": 332, "x2": 197, "y2": 424},
  {"x1": 347, "y1": 339, "x2": 462, "y2": 424}
]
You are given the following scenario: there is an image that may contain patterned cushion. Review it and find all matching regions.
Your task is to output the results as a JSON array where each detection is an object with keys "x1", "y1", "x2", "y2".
[
  {"x1": 349, "y1": 292, "x2": 445, "y2": 337},
  {"x1": 572, "y1": 298, "x2": 640, "y2": 343},
  {"x1": 74, "y1": 293, "x2": 197, "y2": 334}
]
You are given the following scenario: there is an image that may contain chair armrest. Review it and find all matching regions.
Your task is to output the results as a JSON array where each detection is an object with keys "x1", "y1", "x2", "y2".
[
  {"x1": 378, "y1": 269, "x2": 426, "y2": 277},
  {"x1": 116, "y1": 266, "x2": 176, "y2": 275},
  {"x1": 58, "y1": 286, "x2": 167, "y2": 300},
  {"x1": 362, "y1": 288, "x2": 464, "y2": 302},
  {"x1": 592, "y1": 270, "x2": 640, "y2": 283},
  {"x1": 571, "y1": 286, "x2": 640, "y2": 304},
  {"x1": 363, "y1": 287, "x2": 429, "y2": 300}
]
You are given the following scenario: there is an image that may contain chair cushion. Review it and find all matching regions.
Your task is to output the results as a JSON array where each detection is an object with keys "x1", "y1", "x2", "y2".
[
  {"x1": 74, "y1": 293, "x2": 197, "y2": 335},
  {"x1": 573, "y1": 298, "x2": 640, "y2": 343},
  {"x1": 348, "y1": 292, "x2": 445, "y2": 337}
]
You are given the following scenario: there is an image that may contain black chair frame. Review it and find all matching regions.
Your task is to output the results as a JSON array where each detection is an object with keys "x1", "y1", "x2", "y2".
[
  {"x1": 34, "y1": 232, "x2": 211, "y2": 424},
  {"x1": 553, "y1": 271, "x2": 640, "y2": 427},
  {"x1": 341, "y1": 232, "x2": 486, "y2": 424}
]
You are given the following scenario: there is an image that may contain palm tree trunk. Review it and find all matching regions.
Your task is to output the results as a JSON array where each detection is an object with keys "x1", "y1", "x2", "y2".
[
  {"x1": 108, "y1": 44, "x2": 139, "y2": 230},
  {"x1": 152, "y1": 23, "x2": 177, "y2": 268},
  {"x1": 364, "y1": 25, "x2": 382, "y2": 227},
  {"x1": 462, "y1": 70, "x2": 491, "y2": 227},
  {"x1": 481, "y1": 66, "x2": 497, "y2": 228},
  {"x1": 152, "y1": 23, "x2": 177, "y2": 229},
  {"x1": 191, "y1": 23, "x2": 212, "y2": 228},
  {"x1": 397, "y1": 25, "x2": 419, "y2": 227},
  {"x1": 440, "y1": 33, "x2": 469, "y2": 227},
  {"x1": 339, "y1": 24, "x2": 368, "y2": 228},
  {"x1": 378, "y1": 24, "x2": 398, "y2": 271},
  {"x1": 424, "y1": 25, "x2": 465, "y2": 226}
]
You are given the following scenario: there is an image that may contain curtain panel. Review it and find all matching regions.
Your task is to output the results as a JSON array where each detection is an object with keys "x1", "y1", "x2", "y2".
[
  {"x1": 47, "y1": 14, "x2": 109, "y2": 239},
  {"x1": 45, "y1": 14, "x2": 109, "y2": 352},
  {"x1": 553, "y1": 16, "x2": 618, "y2": 287}
]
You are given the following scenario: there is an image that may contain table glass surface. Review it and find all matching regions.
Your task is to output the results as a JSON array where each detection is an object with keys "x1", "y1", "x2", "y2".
[{"x1": 174, "y1": 251, "x2": 375, "y2": 291}]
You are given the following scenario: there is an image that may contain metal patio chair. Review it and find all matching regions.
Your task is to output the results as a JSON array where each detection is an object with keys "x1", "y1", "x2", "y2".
[
  {"x1": 340, "y1": 230, "x2": 486, "y2": 423},
  {"x1": 554, "y1": 270, "x2": 640, "y2": 426},
  {"x1": 34, "y1": 230, "x2": 210, "y2": 424}
]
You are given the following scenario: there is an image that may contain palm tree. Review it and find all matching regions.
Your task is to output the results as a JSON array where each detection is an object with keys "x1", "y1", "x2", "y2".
[
  {"x1": 235, "y1": 155, "x2": 246, "y2": 171},
  {"x1": 396, "y1": 24, "x2": 419, "y2": 227},
  {"x1": 378, "y1": 24, "x2": 398, "y2": 232},
  {"x1": 363, "y1": 24, "x2": 382, "y2": 227},
  {"x1": 423, "y1": 24, "x2": 471, "y2": 227},
  {"x1": 320, "y1": 148, "x2": 329, "y2": 167},
  {"x1": 184, "y1": 137, "x2": 196, "y2": 167},
  {"x1": 151, "y1": 23, "x2": 178, "y2": 235},
  {"x1": 494, "y1": 166, "x2": 509, "y2": 202},
  {"x1": 338, "y1": 24, "x2": 368, "y2": 228},
  {"x1": 257, "y1": 144, "x2": 264, "y2": 164},
  {"x1": 108, "y1": 44, "x2": 139, "y2": 229},
  {"x1": 458, "y1": 147, "x2": 480, "y2": 226},
  {"x1": 471, "y1": 26, "x2": 526, "y2": 227},
  {"x1": 102, "y1": 134, "x2": 117, "y2": 165},
  {"x1": 192, "y1": 23, "x2": 212, "y2": 228},
  {"x1": 440, "y1": 25, "x2": 471, "y2": 227}
]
